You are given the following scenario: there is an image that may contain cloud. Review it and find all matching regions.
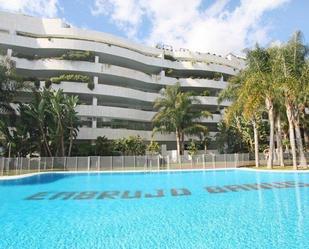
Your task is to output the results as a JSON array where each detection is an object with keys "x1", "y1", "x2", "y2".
[
  {"x1": 0, "y1": 0, "x2": 59, "y2": 18},
  {"x1": 91, "y1": 0, "x2": 145, "y2": 37},
  {"x1": 91, "y1": 0, "x2": 290, "y2": 55}
]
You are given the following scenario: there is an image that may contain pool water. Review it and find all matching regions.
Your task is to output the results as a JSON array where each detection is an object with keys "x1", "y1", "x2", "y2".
[{"x1": 0, "y1": 170, "x2": 308, "y2": 249}]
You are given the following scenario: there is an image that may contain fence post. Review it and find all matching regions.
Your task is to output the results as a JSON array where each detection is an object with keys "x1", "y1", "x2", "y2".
[
  {"x1": 75, "y1": 157, "x2": 78, "y2": 171},
  {"x1": 191, "y1": 156, "x2": 193, "y2": 168},
  {"x1": 234, "y1": 153, "x2": 237, "y2": 168},
  {"x1": 19, "y1": 157, "x2": 22, "y2": 175},
  {"x1": 51, "y1": 157, "x2": 54, "y2": 171},
  {"x1": 98, "y1": 156, "x2": 101, "y2": 171},
  {"x1": 202, "y1": 154, "x2": 205, "y2": 169},
  {"x1": 64, "y1": 157, "x2": 66, "y2": 171},
  {"x1": 224, "y1": 154, "x2": 227, "y2": 168},
  {"x1": 1, "y1": 157, "x2": 4, "y2": 176},
  {"x1": 87, "y1": 156, "x2": 90, "y2": 171},
  {"x1": 134, "y1": 156, "x2": 136, "y2": 170},
  {"x1": 122, "y1": 156, "x2": 124, "y2": 170},
  {"x1": 212, "y1": 154, "x2": 216, "y2": 169},
  {"x1": 38, "y1": 157, "x2": 41, "y2": 172},
  {"x1": 15, "y1": 158, "x2": 18, "y2": 175},
  {"x1": 167, "y1": 155, "x2": 170, "y2": 170},
  {"x1": 157, "y1": 155, "x2": 160, "y2": 170},
  {"x1": 111, "y1": 156, "x2": 113, "y2": 171}
]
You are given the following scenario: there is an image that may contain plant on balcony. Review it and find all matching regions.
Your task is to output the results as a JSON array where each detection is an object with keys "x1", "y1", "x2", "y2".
[
  {"x1": 12, "y1": 50, "x2": 95, "y2": 62},
  {"x1": 12, "y1": 52, "x2": 40, "y2": 60},
  {"x1": 200, "y1": 90, "x2": 210, "y2": 96},
  {"x1": 164, "y1": 54, "x2": 177, "y2": 61},
  {"x1": 59, "y1": 50, "x2": 95, "y2": 62},
  {"x1": 50, "y1": 74, "x2": 91, "y2": 84},
  {"x1": 87, "y1": 81, "x2": 95, "y2": 90},
  {"x1": 213, "y1": 72, "x2": 222, "y2": 81}
]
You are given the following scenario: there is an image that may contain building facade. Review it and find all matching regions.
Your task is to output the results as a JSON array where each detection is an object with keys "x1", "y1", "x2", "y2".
[{"x1": 0, "y1": 11, "x2": 245, "y2": 150}]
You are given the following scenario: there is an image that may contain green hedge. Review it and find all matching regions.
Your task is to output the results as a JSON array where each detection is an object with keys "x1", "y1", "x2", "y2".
[
  {"x1": 50, "y1": 74, "x2": 91, "y2": 84},
  {"x1": 58, "y1": 50, "x2": 95, "y2": 62},
  {"x1": 13, "y1": 50, "x2": 95, "y2": 62},
  {"x1": 49, "y1": 74, "x2": 94, "y2": 90}
]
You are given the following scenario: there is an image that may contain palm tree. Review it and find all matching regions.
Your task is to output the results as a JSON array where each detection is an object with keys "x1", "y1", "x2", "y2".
[
  {"x1": 0, "y1": 55, "x2": 31, "y2": 115},
  {"x1": 219, "y1": 68, "x2": 264, "y2": 167},
  {"x1": 152, "y1": 83, "x2": 211, "y2": 157},
  {"x1": 274, "y1": 31, "x2": 308, "y2": 168},
  {"x1": 65, "y1": 95, "x2": 79, "y2": 156},
  {"x1": 23, "y1": 90, "x2": 53, "y2": 157}
]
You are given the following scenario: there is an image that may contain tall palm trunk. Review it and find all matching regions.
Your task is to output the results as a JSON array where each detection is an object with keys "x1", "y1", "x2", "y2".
[
  {"x1": 266, "y1": 98, "x2": 274, "y2": 169},
  {"x1": 181, "y1": 131, "x2": 185, "y2": 155},
  {"x1": 39, "y1": 124, "x2": 52, "y2": 157},
  {"x1": 294, "y1": 114, "x2": 307, "y2": 167},
  {"x1": 304, "y1": 129, "x2": 309, "y2": 152},
  {"x1": 68, "y1": 128, "x2": 73, "y2": 157},
  {"x1": 175, "y1": 129, "x2": 181, "y2": 160},
  {"x1": 252, "y1": 119, "x2": 260, "y2": 167},
  {"x1": 276, "y1": 114, "x2": 284, "y2": 166},
  {"x1": 286, "y1": 103, "x2": 297, "y2": 169}
]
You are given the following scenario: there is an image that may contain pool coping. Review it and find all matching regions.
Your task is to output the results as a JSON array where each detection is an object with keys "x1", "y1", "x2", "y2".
[{"x1": 0, "y1": 167, "x2": 308, "y2": 180}]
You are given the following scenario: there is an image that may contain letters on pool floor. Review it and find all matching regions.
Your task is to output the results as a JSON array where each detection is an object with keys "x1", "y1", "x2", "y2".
[{"x1": 24, "y1": 181, "x2": 309, "y2": 201}]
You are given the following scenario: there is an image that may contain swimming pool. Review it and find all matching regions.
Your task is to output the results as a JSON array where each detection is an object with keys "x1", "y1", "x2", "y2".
[{"x1": 0, "y1": 169, "x2": 308, "y2": 249}]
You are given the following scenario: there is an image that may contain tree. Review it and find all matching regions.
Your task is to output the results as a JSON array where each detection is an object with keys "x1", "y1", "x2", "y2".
[
  {"x1": 218, "y1": 65, "x2": 266, "y2": 167},
  {"x1": 147, "y1": 140, "x2": 160, "y2": 155},
  {"x1": 65, "y1": 95, "x2": 79, "y2": 156},
  {"x1": 95, "y1": 136, "x2": 113, "y2": 156},
  {"x1": 152, "y1": 83, "x2": 211, "y2": 157},
  {"x1": 245, "y1": 46, "x2": 279, "y2": 168},
  {"x1": 0, "y1": 88, "x2": 80, "y2": 157},
  {"x1": 274, "y1": 31, "x2": 309, "y2": 168},
  {"x1": 113, "y1": 136, "x2": 146, "y2": 156},
  {"x1": 188, "y1": 140, "x2": 198, "y2": 156}
]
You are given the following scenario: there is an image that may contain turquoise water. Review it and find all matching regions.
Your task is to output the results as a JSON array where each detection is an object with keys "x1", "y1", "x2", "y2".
[{"x1": 0, "y1": 169, "x2": 309, "y2": 249}]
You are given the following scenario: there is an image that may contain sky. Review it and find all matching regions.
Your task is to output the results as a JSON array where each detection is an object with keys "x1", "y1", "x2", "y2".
[{"x1": 0, "y1": 0, "x2": 308, "y2": 56}]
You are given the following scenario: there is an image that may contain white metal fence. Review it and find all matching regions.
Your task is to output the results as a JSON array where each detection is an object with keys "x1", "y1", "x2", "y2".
[{"x1": 0, "y1": 153, "x2": 251, "y2": 176}]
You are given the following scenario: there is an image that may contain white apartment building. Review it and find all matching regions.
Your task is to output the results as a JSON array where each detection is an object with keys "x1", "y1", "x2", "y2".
[{"x1": 0, "y1": 11, "x2": 245, "y2": 150}]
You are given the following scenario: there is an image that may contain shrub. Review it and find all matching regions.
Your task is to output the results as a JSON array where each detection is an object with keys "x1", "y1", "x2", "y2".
[
  {"x1": 87, "y1": 81, "x2": 95, "y2": 90},
  {"x1": 164, "y1": 54, "x2": 177, "y2": 61},
  {"x1": 50, "y1": 74, "x2": 91, "y2": 84},
  {"x1": 59, "y1": 50, "x2": 95, "y2": 62},
  {"x1": 12, "y1": 50, "x2": 95, "y2": 62},
  {"x1": 200, "y1": 90, "x2": 210, "y2": 96},
  {"x1": 45, "y1": 79, "x2": 52, "y2": 88}
]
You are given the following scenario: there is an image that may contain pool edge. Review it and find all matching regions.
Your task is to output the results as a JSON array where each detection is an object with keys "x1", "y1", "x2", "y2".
[{"x1": 0, "y1": 167, "x2": 309, "y2": 180}]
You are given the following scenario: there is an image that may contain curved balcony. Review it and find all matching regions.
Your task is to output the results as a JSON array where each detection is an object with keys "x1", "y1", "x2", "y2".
[
  {"x1": 14, "y1": 57, "x2": 230, "y2": 93},
  {"x1": 76, "y1": 105, "x2": 221, "y2": 123},
  {"x1": 1, "y1": 33, "x2": 240, "y2": 75},
  {"x1": 50, "y1": 82, "x2": 231, "y2": 108},
  {"x1": 78, "y1": 127, "x2": 218, "y2": 141}
]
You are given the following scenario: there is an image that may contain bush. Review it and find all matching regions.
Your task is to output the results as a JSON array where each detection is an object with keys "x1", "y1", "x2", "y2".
[
  {"x1": 50, "y1": 74, "x2": 91, "y2": 84},
  {"x1": 87, "y1": 81, "x2": 95, "y2": 90},
  {"x1": 164, "y1": 54, "x2": 177, "y2": 61},
  {"x1": 200, "y1": 90, "x2": 210, "y2": 96},
  {"x1": 59, "y1": 50, "x2": 95, "y2": 62},
  {"x1": 45, "y1": 79, "x2": 52, "y2": 88},
  {"x1": 12, "y1": 50, "x2": 95, "y2": 62}
]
